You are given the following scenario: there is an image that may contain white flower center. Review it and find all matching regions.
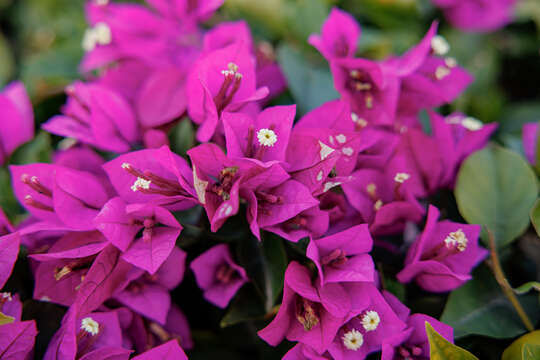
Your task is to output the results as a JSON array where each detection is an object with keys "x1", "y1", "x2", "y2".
[
  {"x1": 342, "y1": 329, "x2": 364, "y2": 351},
  {"x1": 257, "y1": 129, "x2": 277, "y2": 147},
  {"x1": 221, "y1": 62, "x2": 243, "y2": 79},
  {"x1": 444, "y1": 228, "x2": 468, "y2": 252},
  {"x1": 361, "y1": 310, "x2": 380, "y2": 331},
  {"x1": 81, "y1": 317, "x2": 100, "y2": 336},
  {"x1": 1, "y1": 292, "x2": 12, "y2": 301},
  {"x1": 431, "y1": 35, "x2": 450, "y2": 56},
  {"x1": 461, "y1": 117, "x2": 483, "y2": 131},
  {"x1": 319, "y1": 141, "x2": 335, "y2": 160},
  {"x1": 316, "y1": 171, "x2": 323, "y2": 181},
  {"x1": 351, "y1": 112, "x2": 368, "y2": 128},
  {"x1": 82, "y1": 22, "x2": 112, "y2": 51},
  {"x1": 445, "y1": 57, "x2": 457, "y2": 68},
  {"x1": 394, "y1": 172, "x2": 410, "y2": 183},
  {"x1": 131, "y1": 177, "x2": 151, "y2": 192},
  {"x1": 435, "y1": 66, "x2": 451, "y2": 80},
  {"x1": 342, "y1": 147, "x2": 354, "y2": 156},
  {"x1": 336, "y1": 134, "x2": 347, "y2": 144}
]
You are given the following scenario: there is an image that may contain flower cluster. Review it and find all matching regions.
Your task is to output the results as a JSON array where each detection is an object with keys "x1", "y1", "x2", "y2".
[{"x1": 0, "y1": 1, "x2": 501, "y2": 359}]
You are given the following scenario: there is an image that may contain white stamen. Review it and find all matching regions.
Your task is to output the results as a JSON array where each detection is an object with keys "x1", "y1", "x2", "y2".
[
  {"x1": 323, "y1": 181, "x2": 341, "y2": 193},
  {"x1": 444, "y1": 228, "x2": 468, "y2": 252},
  {"x1": 373, "y1": 199, "x2": 383, "y2": 211},
  {"x1": 257, "y1": 129, "x2": 277, "y2": 147},
  {"x1": 40, "y1": 296, "x2": 51, "y2": 302},
  {"x1": 193, "y1": 166, "x2": 208, "y2": 205},
  {"x1": 319, "y1": 141, "x2": 335, "y2": 160},
  {"x1": 93, "y1": 22, "x2": 112, "y2": 45},
  {"x1": 228, "y1": 62, "x2": 239, "y2": 73},
  {"x1": 394, "y1": 172, "x2": 410, "y2": 183},
  {"x1": 445, "y1": 57, "x2": 457, "y2": 68},
  {"x1": 336, "y1": 134, "x2": 347, "y2": 144},
  {"x1": 342, "y1": 147, "x2": 354, "y2": 156},
  {"x1": 461, "y1": 117, "x2": 483, "y2": 131},
  {"x1": 431, "y1": 35, "x2": 450, "y2": 56},
  {"x1": 1, "y1": 292, "x2": 12, "y2": 301},
  {"x1": 342, "y1": 329, "x2": 364, "y2": 351},
  {"x1": 220, "y1": 204, "x2": 233, "y2": 217},
  {"x1": 121, "y1": 162, "x2": 131, "y2": 169},
  {"x1": 316, "y1": 171, "x2": 323, "y2": 181},
  {"x1": 131, "y1": 177, "x2": 151, "y2": 192},
  {"x1": 81, "y1": 317, "x2": 100, "y2": 336},
  {"x1": 351, "y1": 112, "x2": 368, "y2": 128},
  {"x1": 361, "y1": 310, "x2": 380, "y2": 331},
  {"x1": 435, "y1": 66, "x2": 451, "y2": 80},
  {"x1": 82, "y1": 22, "x2": 112, "y2": 51}
]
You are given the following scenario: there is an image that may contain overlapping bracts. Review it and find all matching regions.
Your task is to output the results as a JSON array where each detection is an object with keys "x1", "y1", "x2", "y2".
[{"x1": 0, "y1": 1, "x2": 508, "y2": 359}]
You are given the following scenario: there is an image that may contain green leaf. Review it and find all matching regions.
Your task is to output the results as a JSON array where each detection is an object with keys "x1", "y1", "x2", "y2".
[
  {"x1": 523, "y1": 344, "x2": 540, "y2": 360},
  {"x1": 276, "y1": 44, "x2": 339, "y2": 115},
  {"x1": 237, "y1": 233, "x2": 287, "y2": 311},
  {"x1": 530, "y1": 198, "x2": 540, "y2": 237},
  {"x1": 0, "y1": 312, "x2": 14, "y2": 325},
  {"x1": 285, "y1": 0, "x2": 328, "y2": 42},
  {"x1": 502, "y1": 330, "x2": 540, "y2": 360},
  {"x1": 441, "y1": 266, "x2": 540, "y2": 339},
  {"x1": 9, "y1": 131, "x2": 52, "y2": 165},
  {"x1": 425, "y1": 322, "x2": 479, "y2": 360},
  {"x1": 170, "y1": 119, "x2": 195, "y2": 158},
  {"x1": 454, "y1": 143, "x2": 538, "y2": 248},
  {"x1": 220, "y1": 286, "x2": 266, "y2": 328},
  {"x1": 514, "y1": 281, "x2": 540, "y2": 296}
]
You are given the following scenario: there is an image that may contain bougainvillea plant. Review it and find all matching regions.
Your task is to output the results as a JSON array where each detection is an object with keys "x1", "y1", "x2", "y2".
[{"x1": 0, "y1": 0, "x2": 539, "y2": 359}]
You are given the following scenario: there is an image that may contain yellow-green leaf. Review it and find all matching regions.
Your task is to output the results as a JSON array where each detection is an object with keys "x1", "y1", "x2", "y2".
[
  {"x1": 502, "y1": 330, "x2": 540, "y2": 360},
  {"x1": 0, "y1": 312, "x2": 15, "y2": 325},
  {"x1": 426, "y1": 322, "x2": 479, "y2": 360},
  {"x1": 523, "y1": 344, "x2": 540, "y2": 360}
]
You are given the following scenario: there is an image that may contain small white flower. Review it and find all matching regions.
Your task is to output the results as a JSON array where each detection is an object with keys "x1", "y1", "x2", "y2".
[
  {"x1": 444, "y1": 228, "x2": 468, "y2": 252},
  {"x1": 93, "y1": 22, "x2": 112, "y2": 46},
  {"x1": 1, "y1": 292, "x2": 12, "y2": 301},
  {"x1": 445, "y1": 57, "x2": 457, "y2": 68},
  {"x1": 431, "y1": 35, "x2": 450, "y2": 56},
  {"x1": 81, "y1": 317, "x2": 100, "y2": 336},
  {"x1": 361, "y1": 310, "x2": 380, "y2": 331},
  {"x1": 257, "y1": 129, "x2": 278, "y2": 147},
  {"x1": 435, "y1": 66, "x2": 451, "y2": 80},
  {"x1": 394, "y1": 172, "x2": 410, "y2": 183},
  {"x1": 121, "y1": 162, "x2": 131, "y2": 169},
  {"x1": 336, "y1": 134, "x2": 347, "y2": 144},
  {"x1": 316, "y1": 171, "x2": 324, "y2": 181},
  {"x1": 228, "y1": 62, "x2": 239, "y2": 73},
  {"x1": 461, "y1": 117, "x2": 483, "y2": 131},
  {"x1": 221, "y1": 204, "x2": 233, "y2": 216},
  {"x1": 351, "y1": 112, "x2": 368, "y2": 128},
  {"x1": 82, "y1": 28, "x2": 97, "y2": 51},
  {"x1": 342, "y1": 329, "x2": 364, "y2": 351},
  {"x1": 319, "y1": 141, "x2": 335, "y2": 160},
  {"x1": 131, "y1": 177, "x2": 151, "y2": 192},
  {"x1": 342, "y1": 147, "x2": 354, "y2": 156}
]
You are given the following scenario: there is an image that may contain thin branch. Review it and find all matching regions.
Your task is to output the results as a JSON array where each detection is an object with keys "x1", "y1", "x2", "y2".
[{"x1": 486, "y1": 229, "x2": 535, "y2": 332}]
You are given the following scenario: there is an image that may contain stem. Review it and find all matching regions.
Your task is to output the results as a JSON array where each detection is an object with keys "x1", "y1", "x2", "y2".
[{"x1": 487, "y1": 229, "x2": 534, "y2": 332}]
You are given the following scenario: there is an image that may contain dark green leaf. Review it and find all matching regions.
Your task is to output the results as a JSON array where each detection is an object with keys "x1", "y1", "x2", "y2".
[
  {"x1": 454, "y1": 143, "x2": 538, "y2": 247},
  {"x1": 426, "y1": 322, "x2": 479, "y2": 359},
  {"x1": 261, "y1": 233, "x2": 287, "y2": 307},
  {"x1": 170, "y1": 119, "x2": 195, "y2": 158},
  {"x1": 441, "y1": 266, "x2": 540, "y2": 339},
  {"x1": 220, "y1": 286, "x2": 266, "y2": 328},
  {"x1": 9, "y1": 131, "x2": 52, "y2": 165},
  {"x1": 276, "y1": 44, "x2": 339, "y2": 115},
  {"x1": 285, "y1": 0, "x2": 328, "y2": 42}
]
